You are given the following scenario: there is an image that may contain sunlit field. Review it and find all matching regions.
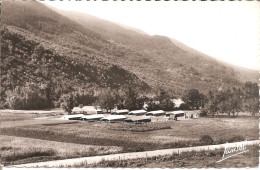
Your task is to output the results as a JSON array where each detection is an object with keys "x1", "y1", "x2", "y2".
[{"x1": 0, "y1": 111, "x2": 258, "y2": 165}]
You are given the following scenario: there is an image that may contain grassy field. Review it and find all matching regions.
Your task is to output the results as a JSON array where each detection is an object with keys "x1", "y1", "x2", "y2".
[
  {"x1": 0, "y1": 135, "x2": 121, "y2": 166},
  {"x1": 72, "y1": 145, "x2": 259, "y2": 168},
  {"x1": 0, "y1": 110, "x2": 64, "y2": 122},
  {"x1": 2, "y1": 118, "x2": 258, "y2": 150},
  {"x1": 0, "y1": 111, "x2": 258, "y2": 166}
]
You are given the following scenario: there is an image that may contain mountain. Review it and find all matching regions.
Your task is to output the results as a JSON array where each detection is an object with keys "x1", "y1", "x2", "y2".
[
  {"x1": 1, "y1": 1, "x2": 150, "y2": 108},
  {"x1": 53, "y1": 9, "x2": 259, "y2": 92},
  {"x1": 170, "y1": 38, "x2": 259, "y2": 83},
  {"x1": 1, "y1": 0, "x2": 258, "y2": 109}
]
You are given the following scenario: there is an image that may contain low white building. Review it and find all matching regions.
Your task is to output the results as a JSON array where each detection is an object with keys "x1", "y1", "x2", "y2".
[
  {"x1": 61, "y1": 114, "x2": 84, "y2": 120},
  {"x1": 81, "y1": 114, "x2": 105, "y2": 121},
  {"x1": 146, "y1": 110, "x2": 166, "y2": 116},
  {"x1": 166, "y1": 110, "x2": 199, "y2": 120},
  {"x1": 128, "y1": 110, "x2": 147, "y2": 116},
  {"x1": 71, "y1": 107, "x2": 83, "y2": 114},
  {"x1": 101, "y1": 115, "x2": 127, "y2": 123},
  {"x1": 124, "y1": 115, "x2": 151, "y2": 124},
  {"x1": 72, "y1": 106, "x2": 103, "y2": 115},
  {"x1": 112, "y1": 109, "x2": 129, "y2": 115},
  {"x1": 166, "y1": 111, "x2": 186, "y2": 120}
]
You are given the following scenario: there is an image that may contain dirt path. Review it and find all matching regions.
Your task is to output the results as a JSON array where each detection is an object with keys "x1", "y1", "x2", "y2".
[{"x1": 8, "y1": 140, "x2": 260, "y2": 168}]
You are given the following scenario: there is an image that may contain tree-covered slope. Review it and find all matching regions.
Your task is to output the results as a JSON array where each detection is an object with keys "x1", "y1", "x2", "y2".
[
  {"x1": 57, "y1": 9, "x2": 258, "y2": 93},
  {"x1": 1, "y1": 0, "x2": 258, "y2": 110},
  {"x1": 1, "y1": 1, "x2": 150, "y2": 108}
]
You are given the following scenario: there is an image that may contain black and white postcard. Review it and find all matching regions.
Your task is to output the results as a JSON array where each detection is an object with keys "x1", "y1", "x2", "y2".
[{"x1": 1, "y1": 0, "x2": 259, "y2": 168}]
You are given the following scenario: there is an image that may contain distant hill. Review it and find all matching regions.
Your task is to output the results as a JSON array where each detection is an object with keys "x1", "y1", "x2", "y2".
[
  {"x1": 1, "y1": 0, "x2": 258, "y2": 110},
  {"x1": 170, "y1": 38, "x2": 259, "y2": 83},
  {"x1": 1, "y1": 1, "x2": 150, "y2": 108},
  {"x1": 55, "y1": 9, "x2": 259, "y2": 93}
]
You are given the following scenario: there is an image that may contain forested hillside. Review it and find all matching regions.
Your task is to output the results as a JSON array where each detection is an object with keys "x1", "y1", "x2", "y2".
[
  {"x1": 1, "y1": 1, "x2": 149, "y2": 109},
  {"x1": 1, "y1": 1, "x2": 258, "y2": 109},
  {"x1": 55, "y1": 9, "x2": 259, "y2": 92}
]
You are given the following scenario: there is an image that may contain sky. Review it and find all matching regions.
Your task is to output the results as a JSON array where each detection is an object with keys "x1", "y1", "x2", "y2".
[{"x1": 42, "y1": 1, "x2": 259, "y2": 71}]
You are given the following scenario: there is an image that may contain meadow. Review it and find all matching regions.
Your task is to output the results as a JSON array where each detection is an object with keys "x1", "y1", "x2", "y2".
[
  {"x1": 0, "y1": 111, "x2": 258, "y2": 165},
  {"x1": 0, "y1": 135, "x2": 121, "y2": 165},
  {"x1": 73, "y1": 145, "x2": 259, "y2": 168}
]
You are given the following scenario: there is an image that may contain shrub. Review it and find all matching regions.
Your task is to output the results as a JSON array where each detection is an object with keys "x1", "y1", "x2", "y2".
[
  {"x1": 108, "y1": 124, "x2": 171, "y2": 132},
  {"x1": 228, "y1": 135, "x2": 245, "y2": 143},
  {"x1": 178, "y1": 103, "x2": 190, "y2": 110},
  {"x1": 216, "y1": 138, "x2": 225, "y2": 144},
  {"x1": 199, "y1": 135, "x2": 214, "y2": 145},
  {"x1": 0, "y1": 146, "x2": 13, "y2": 151},
  {"x1": 3, "y1": 148, "x2": 56, "y2": 162},
  {"x1": 200, "y1": 109, "x2": 208, "y2": 117}
]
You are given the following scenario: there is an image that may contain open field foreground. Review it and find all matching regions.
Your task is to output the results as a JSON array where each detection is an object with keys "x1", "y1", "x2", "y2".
[
  {"x1": 0, "y1": 111, "x2": 258, "y2": 166},
  {"x1": 8, "y1": 141, "x2": 259, "y2": 168},
  {"x1": 0, "y1": 135, "x2": 121, "y2": 166},
  {"x1": 75, "y1": 145, "x2": 259, "y2": 168}
]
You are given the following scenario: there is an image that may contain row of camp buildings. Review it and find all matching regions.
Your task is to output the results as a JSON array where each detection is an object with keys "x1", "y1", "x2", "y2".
[{"x1": 62, "y1": 109, "x2": 199, "y2": 123}]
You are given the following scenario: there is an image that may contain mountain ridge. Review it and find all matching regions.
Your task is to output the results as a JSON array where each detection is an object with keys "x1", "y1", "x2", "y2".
[
  {"x1": 1, "y1": 0, "x2": 258, "y2": 103},
  {"x1": 55, "y1": 8, "x2": 258, "y2": 89}
]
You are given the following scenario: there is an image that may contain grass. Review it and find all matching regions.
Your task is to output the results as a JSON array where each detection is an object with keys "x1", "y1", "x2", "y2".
[
  {"x1": 0, "y1": 135, "x2": 122, "y2": 166},
  {"x1": 0, "y1": 112, "x2": 37, "y2": 122},
  {"x1": 2, "y1": 147, "x2": 56, "y2": 162},
  {"x1": 1, "y1": 118, "x2": 257, "y2": 153},
  {"x1": 71, "y1": 145, "x2": 259, "y2": 168},
  {"x1": 0, "y1": 119, "x2": 79, "y2": 128},
  {"x1": 0, "y1": 110, "x2": 65, "y2": 122},
  {"x1": 0, "y1": 115, "x2": 258, "y2": 165},
  {"x1": 2, "y1": 117, "x2": 257, "y2": 142},
  {"x1": 108, "y1": 124, "x2": 172, "y2": 132}
]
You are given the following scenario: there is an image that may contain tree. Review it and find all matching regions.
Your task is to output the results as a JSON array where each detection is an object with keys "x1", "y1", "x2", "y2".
[
  {"x1": 229, "y1": 87, "x2": 243, "y2": 117},
  {"x1": 242, "y1": 82, "x2": 259, "y2": 117},
  {"x1": 146, "y1": 90, "x2": 175, "y2": 111},
  {"x1": 136, "y1": 95, "x2": 149, "y2": 110},
  {"x1": 204, "y1": 87, "x2": 243, "y2": 117},
  {"x1": 182, "y1": 89, "x2": 205, "y2": 110},
  {"x1": 98, "y1": 88, "x2": 119, "y2": 113},
  {"x1": 123, "y1": 87, "x2": 140, "y2": 110},
  {"x1": 5, "y1": 83, "x2": 50, "y2": 110},
  {"x1": 59, "y1": 93, "x2": 74, "y2": 114},
  {"x1": 203, "y1": 91, "x2": 218, "y2": 116},
  {"x1": 146, "y1": 98, "x2": 160, "y2": 111},
  {"x1": 179, "y1": 103, "x2": 190, "y2": 110},
  {"x1": 157, "y1": 89, "x2": 175, "y2": 111},
  {"x1": 5, "y1": 87, "x2": 25, "y2": 109}
]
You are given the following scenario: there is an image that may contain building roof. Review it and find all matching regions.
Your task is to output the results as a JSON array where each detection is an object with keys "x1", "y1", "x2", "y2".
[
  {"x1": 125, "y1": 115, "x2": 151, "y2": 121},
  {"x1": 167, "y1": 110, "x2": 185, "y2": 115},
  {"x1": 82, "y1": 106, "x2": 97, "y2": 111},
  {"x1": 147, "y1": 110, "x2": 165, "y2": 114},
  {"x1": 101, "y1": 115, "x2": 127, "y2": 121},
  {"x1": 81, "y1": 114, "x2": 105, "y2": 119},
  {"x1": 116, "y1": 109, "x2": 129, "y2": 113},
  {"x1": 61, "y1": 114, "x2": 84, "y2": 119},
  {"x1": 72, "y1": 106, "x2": 102, "y2": 112},
  {"x1": 129, "y1": 110, "x2": 147, "y2": 114},
  {"x1": 72, "y1": 107, "x2": 83, "y2": 112}
]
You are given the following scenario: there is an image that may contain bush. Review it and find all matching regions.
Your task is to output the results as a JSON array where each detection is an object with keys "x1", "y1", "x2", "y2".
[
  {"x1": 200, "y1": 109, "x2": 208, "y2": 117},
  {"x1": 199, "y1": 135, "x2": 214, "y2": 145},
  {"x1": 228, "y1": 135, "x2": 245, "y2": 143},
  {"x1": 0, "y1": 146, "x2": 13, "y2": 151},
  {"x1": 3, "y1": 148, "x2": 56, "y2": 162},
  {"x1": 178, "y1": 103, "x2": 190, "y2": 110},
  {"x1": 108, "y1": 124, "x2": 171, "y2": 132}
]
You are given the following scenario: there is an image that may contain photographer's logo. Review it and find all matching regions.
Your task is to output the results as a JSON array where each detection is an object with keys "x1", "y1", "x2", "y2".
[{"x1": 216, "y1": 141, "x2": 249, "y2": 163}]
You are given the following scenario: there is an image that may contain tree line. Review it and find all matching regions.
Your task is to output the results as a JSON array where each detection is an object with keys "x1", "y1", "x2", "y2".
[
  {"x1": 183, "y1": 81, "x2": 259, "y2": 117},
  {"x1": 3, "y1": 75, "x2": 258, "y2": 117},
  {"x1": 60, "y1": 87, "x2": 177, "y2": 114}
]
